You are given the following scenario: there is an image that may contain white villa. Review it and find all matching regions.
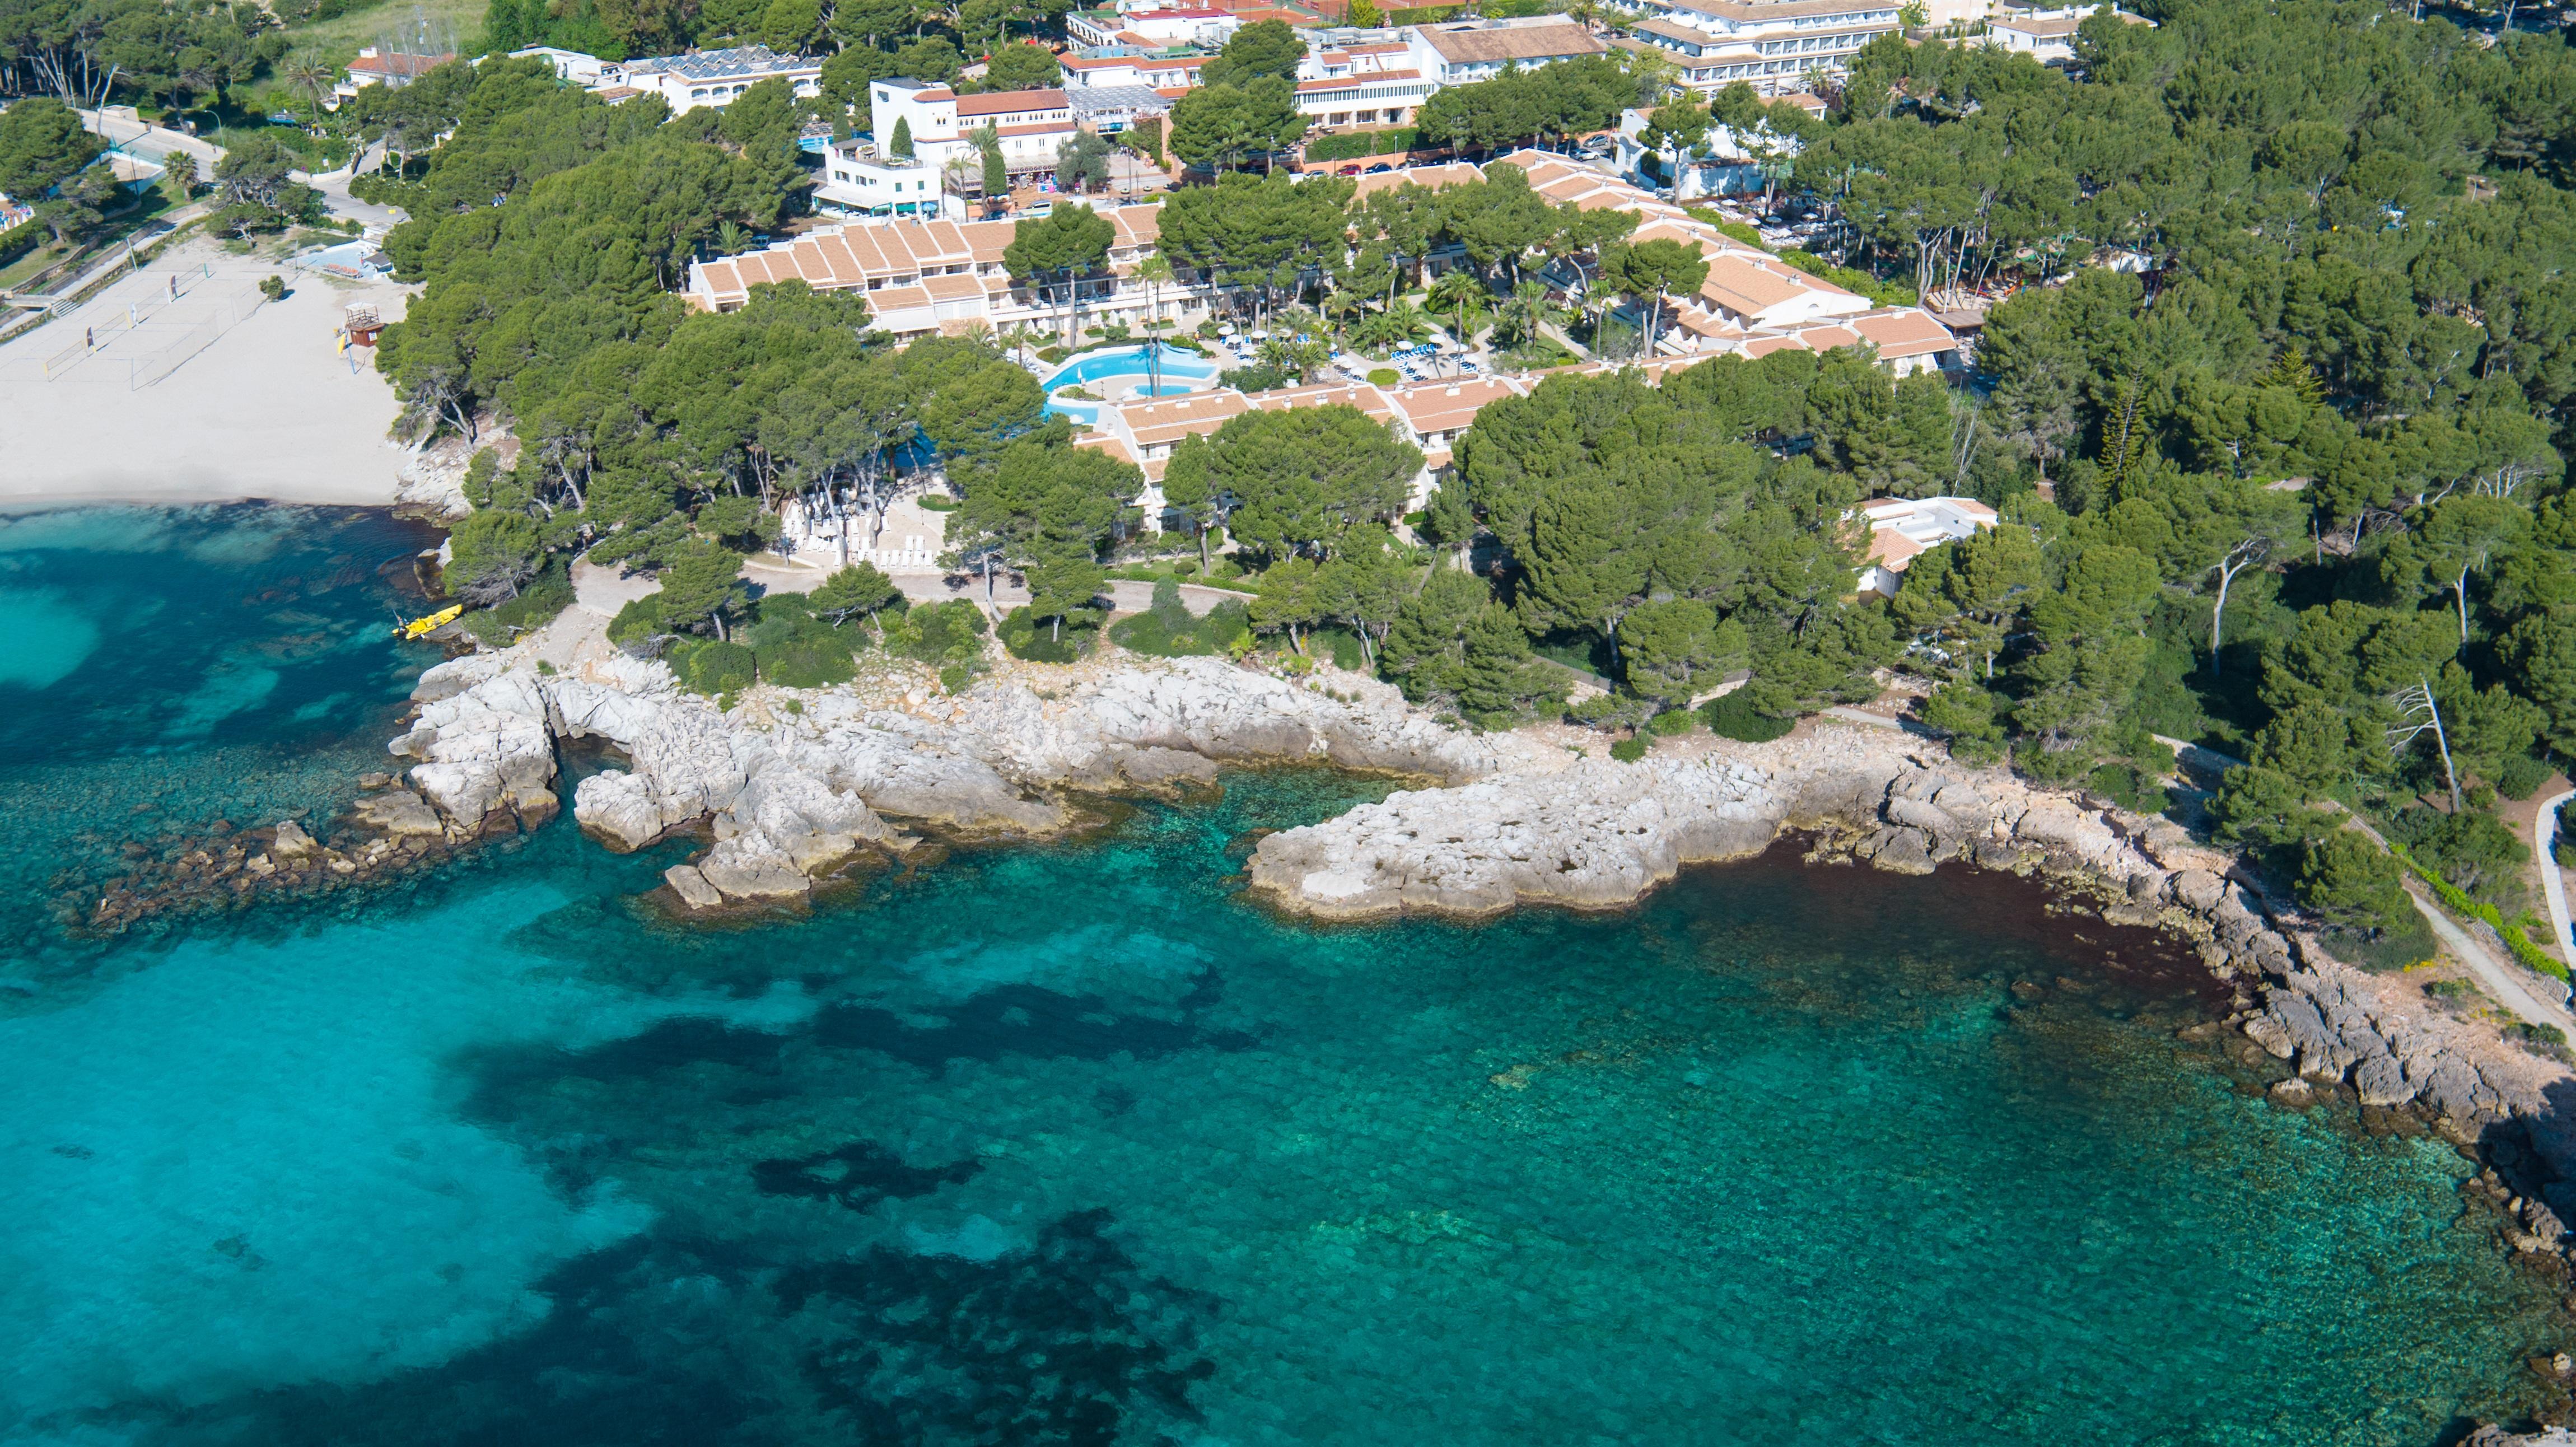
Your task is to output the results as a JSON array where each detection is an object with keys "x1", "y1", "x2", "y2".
[
  {"x1": 1854, "y1": 496, "x2": 2001, "y2": 596},
  {"x1": 597, "y1": 45, "x2": 822, "y2": 113}
]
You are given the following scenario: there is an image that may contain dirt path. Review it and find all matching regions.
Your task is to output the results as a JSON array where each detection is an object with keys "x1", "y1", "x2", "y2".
[{"x1": 2407, "y1": 888, "x2": 2576, "y2": 1037}]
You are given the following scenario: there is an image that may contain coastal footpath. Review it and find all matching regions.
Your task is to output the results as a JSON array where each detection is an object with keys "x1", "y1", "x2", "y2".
[{"x1": 386, "y1": 642, "x2": 2576, "y2": 1254}]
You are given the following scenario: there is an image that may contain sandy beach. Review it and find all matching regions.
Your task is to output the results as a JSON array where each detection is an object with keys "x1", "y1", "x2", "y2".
[{"x1": 0, "y1": 239, "x2": 413, "y2": 510}]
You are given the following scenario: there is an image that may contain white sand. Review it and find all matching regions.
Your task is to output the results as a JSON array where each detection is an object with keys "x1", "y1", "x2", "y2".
[{"x1": 0, "y1": 241, "x2": 416, "y2": 510}]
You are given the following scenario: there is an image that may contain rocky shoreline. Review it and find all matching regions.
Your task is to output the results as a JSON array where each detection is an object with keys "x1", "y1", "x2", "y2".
[{"x1": 377, "y1": 642, "x2": 2576, "y2": 1324}]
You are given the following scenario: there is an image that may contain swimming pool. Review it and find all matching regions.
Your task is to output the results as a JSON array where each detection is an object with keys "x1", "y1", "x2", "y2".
[
  {"x1": 1041, "y1": 344, "x2": 1222, "y2": 424},
  {"x1": 1043, "y1": 344, "x2": 1220, "y2": 393}
]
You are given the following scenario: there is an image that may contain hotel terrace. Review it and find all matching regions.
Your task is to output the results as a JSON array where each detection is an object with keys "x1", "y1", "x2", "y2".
[
  {"x1": 687, "y1": 151, "x2": 1957, "y2": 531},
  {"x1": 684, "y1": 150, "x2": 1955, "y2": 371}
]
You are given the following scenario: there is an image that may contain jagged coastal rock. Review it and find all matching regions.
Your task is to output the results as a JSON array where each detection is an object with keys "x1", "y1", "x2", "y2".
[
  {"x1": 391, "y1": 652, "x2": 1530, "y2": 906},
  {"x1": 386, "y1": 647, "x2": 2576, "y2": 1213}
]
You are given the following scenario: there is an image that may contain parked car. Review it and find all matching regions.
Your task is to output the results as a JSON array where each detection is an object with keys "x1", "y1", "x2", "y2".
[{"x1": 1364, "y1": 163, "x2": 1394, "y2": 175}]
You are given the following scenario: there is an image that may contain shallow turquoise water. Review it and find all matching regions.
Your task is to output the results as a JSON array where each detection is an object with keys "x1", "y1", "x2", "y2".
[{"x1": 2, "y1": 508, "x2": 2569, "y2": 1445}]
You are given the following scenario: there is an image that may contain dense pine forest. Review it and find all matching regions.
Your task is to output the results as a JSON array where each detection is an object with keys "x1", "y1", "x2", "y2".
[{"x1": 13, "y1": 0, "x2": 2576, "y2": 964}]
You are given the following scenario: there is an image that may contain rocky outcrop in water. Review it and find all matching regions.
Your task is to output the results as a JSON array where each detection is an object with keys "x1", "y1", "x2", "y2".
[
  {"x1": 385, "y1": 649, "x2": 2572, "y2": 1164},
  {"x1": 1239, "y1": 726, "x2": 2569, "y2": 1146},
  {"x1": 389, "y1": 652, "x2": 1525, "y2": 911},
  {"x1": 72, "y1": 776, "x2": 543, "y2": 935}
]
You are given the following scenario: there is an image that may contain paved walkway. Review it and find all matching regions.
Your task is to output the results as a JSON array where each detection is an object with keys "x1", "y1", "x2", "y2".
[
  {"x1": 78, "y1": 109, "x2": 225, "y2": 173},
  {"x1": 2537, "y1": 787, "x2": 2575, "y2": 973},
  {"x1": 748, "y1": 556, "x2": 1250, "y2": 618},
  {"x1": 301, "y1": 141, "x2": 408, "y2": 235}
]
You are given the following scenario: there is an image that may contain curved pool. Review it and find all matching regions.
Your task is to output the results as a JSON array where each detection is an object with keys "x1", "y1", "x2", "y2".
[
  {"x1": 1048, "y1": 382, "x2": 1203, "y2": 428},
  {"x1": 1044, "y1": 343, "x2": 1219, "y2": 390}
]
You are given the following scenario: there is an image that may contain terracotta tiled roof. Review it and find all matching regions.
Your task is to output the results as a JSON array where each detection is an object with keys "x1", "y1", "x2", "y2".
[
  {"x1": 1865, "y1": 528, "x2": 1926, "y2": 567},
  {"x1": 1383, "y1": 376, "x2": 1524, "y2": 435},
  {"x1": 1244, "y1": 381, "x2": 1398, "y2": 423},
  {"x1": 1351, "y1": 162, "x2": 1483, "y2": 197},
  {"x1": 349, "y1": 50, "x2": 454, "y2": 78},
  {"x1": 1415, "y1": 21, "x2": 1606, "y2": 64},
  {"x1": 1115, "y1": 390, "x2": 1252, "y2": 447},
  {"x1": 957, "y1": 87, "x2": 1068, "y2": 116},
  {"x1": 1846, "y1": 306, "x2": 1956, "y2": 357}
]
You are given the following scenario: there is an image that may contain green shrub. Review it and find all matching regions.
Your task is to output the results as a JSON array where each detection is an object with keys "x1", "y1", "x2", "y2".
[
  {"x1": 2512, "y1": 1021, "x2": 2573, "y2": 1061},
  {"x1": 2388, "y1": 840, "x2": 2569, "y2": 981},
  {"x1": 1220, "y1": 361, "x2": 1297, "y2": 392},
  {"x1": 1687, "y1": 210, "x2": 1771, "y2": 251},
  {"x1": 1000, "y1": 605, "x2": 1098, "y2": 662},
  {"x1": 938, "y1": 662, "x2": 973, "y2": 693},
  {"x1": 2392, "y1": 806, "x2": 2527, "y2": 914},
  {"x1": 607, "y1": 595, "x2": 665, "y2": 647},
  {"x1": 1368, "y1": 368, "x2": 1400, "y2": 386},
  {"x1": 1610, "y1": 736, "x2": 1649, "y2": 762},
  {"x1": 1304, "y1": 127, "x2": 1420, "y2": 162},
  {"x1": 2085, "y1": 762, "x2": 2169, "y2": 815},
  {"x1": 0, "y1": 216, "x2": 45, "y2": 269},
  {"x1": 2498, "y1": 754, "x2": 2552, "y2": 801},
  {"x1": 2297, "y1": 830, "x2": 2415, "y2": 949},
  {"x1": 743, "y1": 599, "x2": 862, "y2": 689},
  {"x1": 460, "y1": 562, "x2": 576, "y2": 646},
  {"x1": 1108, "y1": 581, "x2": 1251, "y2": 657},
  {"x1": 669, "y1": 639, "x2": 757, "y2": 698},
  {"x1": 888, "y1": 598, "x2": 988, "y2": 667},
  {"x1": 1310, "y1": 625, "x2": 1368, "y2": 671},
  {"x1": 915, "y1": 494, "x2": 958, "y2": 512},
  {"x1": 2327, "y1": 912, "x2": 2441, "y2": 972},
  {"x1": 1702, "y1": 689, "x2": 1791, "y2": 742},
  {"x1": 1648, "y1": 708, "x2": 1699, "y2": 737}
]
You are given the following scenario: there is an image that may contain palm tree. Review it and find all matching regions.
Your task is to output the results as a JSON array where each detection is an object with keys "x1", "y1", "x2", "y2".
[
  {"x1": 1503, "y1": 279, "x2": 1556, "y2": 353},
  {"x1": 1354, "y1": 299, "x2": 1430, "y2": 353},
  {"x1": 1256, "y1": 336, "x2": 1328, "y2": 384},
  {"x1": 1427, "y1": 268, "x2": 1488, "y2": 351},
  {"x1": 282, "y1": 51, "x2": 334, "y2": 122},
  {"x1": 1000, "y1": 322, "x2": 1044, "y2": 369},
  {"x1": 1131, "y1": 251, "x2": 1177, "y2": 393}
]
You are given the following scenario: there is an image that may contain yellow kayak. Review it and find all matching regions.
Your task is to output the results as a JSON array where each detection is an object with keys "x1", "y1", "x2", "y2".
[{"x1": 394, "y1": 604, "x2": 463, "y2": 641}]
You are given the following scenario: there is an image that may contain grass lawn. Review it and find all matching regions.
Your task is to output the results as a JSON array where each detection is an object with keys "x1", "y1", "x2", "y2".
[
  {"x1": 0, "y1": 242, "x2": 73, "y2": 291},
  {"x1": 284, "y1": 0, "x2": 487, "y2": 64}
]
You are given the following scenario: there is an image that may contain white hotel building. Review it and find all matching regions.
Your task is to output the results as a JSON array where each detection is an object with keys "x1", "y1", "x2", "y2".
[{"x1": 1624, "y1": 0, "x2": 1902, "y2": 95}]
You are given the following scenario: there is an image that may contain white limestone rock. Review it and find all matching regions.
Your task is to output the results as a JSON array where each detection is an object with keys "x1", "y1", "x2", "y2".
[{"x1": 664, "y1": 865, "x2": 724, "y2": 911}]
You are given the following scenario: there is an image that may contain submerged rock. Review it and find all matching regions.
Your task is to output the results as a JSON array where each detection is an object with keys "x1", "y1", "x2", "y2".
[
  {"x1": 348, "y1": 789, "x2": 444, "y2": 839},
  {"x1": 380, "y1": 646, "x2": 2576, "y2": 1192}
]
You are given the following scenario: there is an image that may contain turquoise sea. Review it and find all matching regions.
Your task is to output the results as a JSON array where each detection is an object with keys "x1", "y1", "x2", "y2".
[{"x1": 1, "y1": 505, "x2": 2569, "y2": 1445}]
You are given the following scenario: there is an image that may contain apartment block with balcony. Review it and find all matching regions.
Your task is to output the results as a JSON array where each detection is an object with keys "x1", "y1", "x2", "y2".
[
  {"x1": 865, "y1": 81, "x2": 1081, "y2": 195},
  {"x1": 1627, "y1": 0, "x2": 1898, "y2": 94}
]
